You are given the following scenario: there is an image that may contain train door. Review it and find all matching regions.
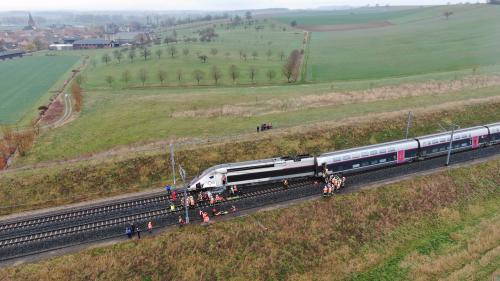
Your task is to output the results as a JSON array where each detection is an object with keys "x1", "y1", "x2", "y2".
[
  {"x1": 472, "y1": 136, "x2": 479, "y2": 149},
  {"x1": 397, "y1": 150, "x2": 405, "y2": 164}
]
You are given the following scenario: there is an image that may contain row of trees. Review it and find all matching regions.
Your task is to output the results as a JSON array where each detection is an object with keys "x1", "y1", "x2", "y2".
[
  {"x1": 104, "y1": 66, "x2": 284, "y2": 87},
  {"x1": 101, "y1": 47, "x2": 288, "y2": 65}
]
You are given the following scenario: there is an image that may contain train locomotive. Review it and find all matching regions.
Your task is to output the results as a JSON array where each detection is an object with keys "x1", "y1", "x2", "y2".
[{"x1": 188, "y1": 122, "x2": 500, "y2": 192}]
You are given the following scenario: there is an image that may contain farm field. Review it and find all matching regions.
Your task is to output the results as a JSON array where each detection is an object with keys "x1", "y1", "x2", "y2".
[
  {"x1": 1, "y1": 160, "x2": 498, "y2": 280},
  {"x1": 18, "y1": 76, "x2": 500, "y2": 164},
  {"x1": 0, "y1": 55, "x2": 80, "y2": 124},
  {"x1": 280, "y1": 5, "x2": 500, "y2": 81},
  {"x1": 77, "y1": 21, "x2": 304, "y2": 89},
  {"x1": 7, "y1": 4, "x2": 500, "y2": 167}
]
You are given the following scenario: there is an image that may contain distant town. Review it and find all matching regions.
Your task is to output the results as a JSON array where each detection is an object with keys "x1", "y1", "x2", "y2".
[{"x1": 0, "y1": 10, "x2": 247, "y2": 58}]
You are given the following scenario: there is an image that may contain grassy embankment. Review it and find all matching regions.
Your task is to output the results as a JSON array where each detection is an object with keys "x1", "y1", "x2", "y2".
[
  {"x1": 17, "y1": 74, "x2": 500, "y2": 164},
  {"x1": 0, "y1": 101, "x2": 498, "y2": 215},
  {"x1": 0, "y1": 55, "x2": 80, "y2": 125},
  {"x1": 277, "y1": 5, "x2": 500, "y2": 82},
  {"x1": 1, "y1": 159, "x2": 498, "y2": 280}
]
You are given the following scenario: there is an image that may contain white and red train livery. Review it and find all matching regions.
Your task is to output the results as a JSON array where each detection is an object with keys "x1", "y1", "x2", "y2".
[{"x1": 189, "y1": 122, "x2": 500, "y2": 191}]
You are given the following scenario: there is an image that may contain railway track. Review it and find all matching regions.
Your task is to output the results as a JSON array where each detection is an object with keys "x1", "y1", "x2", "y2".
[{"x1": 0, "y1": 144, "x2": 498, "y2": 262}]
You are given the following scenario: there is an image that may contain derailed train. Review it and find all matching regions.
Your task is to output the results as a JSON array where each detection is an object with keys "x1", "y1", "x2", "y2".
[{"x1": 189, "y1": 122, "x2": 500, "y2": 192}]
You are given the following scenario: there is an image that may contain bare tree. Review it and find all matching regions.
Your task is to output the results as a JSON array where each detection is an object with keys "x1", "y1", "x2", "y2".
[
  {"x1": 210, "y1": 48, "x2": 218, "y2": 56},
  {"x1": 279, "y1": 50, "x2": 285, "y2": 61},
  {"x1": 113, "y1": 50, "x2": 123, "y2": 63},
  {"x1": 242, "y1": 52, "x2": 248, "y2": 61},
  {"x1": 266, "y1": 69, "x2": 276, "y2": 81},
  {"x1": 138, "y1": 68, "x2": 148, "y2": 86},
  {"x1": 249, "y1": 66, "x2": 257, "y2": 83},
  {"x1": 167, "y1": 46, "x2": 177, "y2": 57},
  {"x1": 211, "y1": 66, "x2": 222, "y2": 85},
  {"x1": 105, "y1": 75, "x2": 114, "y2": 87},
  {"x1": 192, "y1": 69, "x2": 205, "y2": 85},
  {"x1": 122, "y1": 70, "x2": 132, "y2": 86},
  {"x1": 228, "y1": 65, "x2": 240, "y2": 83},
  {"x1": 176, "y1": 69, "x2": 183, "y2": 82},
  {"x1": 155, "y1": 49, "x2": 163, "y2": 59},
  {"x1": 266, "y1": 49, "x2": 272, "y2": 60},
  {"x1": 141, "y1": 48, "x2": 151, "y2": 60},
  {"x1": 158, "y1": 70, "x2": 167, "y2": 85},
  {"x1": 183, "y1": 48, "x2": 189, "y2": 56},
  {"x1": 282, "y1": 49, "x2": 300, "y2": 83},
  {"x1": 128, "y1": 49, "x2": 136, "y2": 62},
  {"x1": 198, "y1": 55, "x2": 208, "y2": 63},
  {"x1": 251, "y1": 51, "x2": 258, "y2": 60},
  {"x1": 101, "y1": 53, "x2": 111, "y2": 65}
]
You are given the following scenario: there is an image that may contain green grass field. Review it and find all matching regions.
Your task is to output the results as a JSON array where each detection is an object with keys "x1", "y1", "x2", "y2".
[
  {"x1": 281, "y1": 5, "x2": 500, "y2": 81},
  {"x1": 0, "y1": 55, "x2": 80, "y2": 124},
  {"x1": 272, "y1": 6, "x2": 423, "y2": 26},
  {"x1": 10, "y1": 4, "x2": 500, "y2": 165},
  {"x1": 19, "y1": 78, "x2": 500, "y2": 163},
  {"x1": 77, "y1": 21, "x2": 303, "y2": 89}
]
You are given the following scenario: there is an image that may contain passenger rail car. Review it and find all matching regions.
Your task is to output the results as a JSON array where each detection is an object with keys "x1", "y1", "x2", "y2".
[{"x1": 188, "y1": 122, "x2": 500, "y2": 192}]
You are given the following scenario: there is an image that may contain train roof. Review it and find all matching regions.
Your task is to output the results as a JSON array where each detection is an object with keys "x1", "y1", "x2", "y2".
[
  {"x1": 416, "y1": 126, "x2": 488, "y2": 140},
  {"x1": 319, "y1": 139, "x2": 417, "y2": 158}
]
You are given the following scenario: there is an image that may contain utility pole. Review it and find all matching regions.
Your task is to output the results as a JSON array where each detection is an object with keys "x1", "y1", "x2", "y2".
[
  {"x1": 179, "y1": 165, "x2": 189, "y2": 224},
  {"x1": 446, "y1": 124, "x2": 460, "y2": 166},
  {"x1": 438, "y1": 122, "x2": 460, "y2": 166},
  {"x1": 169, "y1": 142, "x2": 176, "y2": 186},
  {"x1": 405, "y1": 111, "x2": 413, "y2": 139}
]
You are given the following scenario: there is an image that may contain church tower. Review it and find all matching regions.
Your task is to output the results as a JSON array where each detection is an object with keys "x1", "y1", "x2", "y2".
[{"x1": 27, "y1": 13, "x2": 36, "y2": 29}]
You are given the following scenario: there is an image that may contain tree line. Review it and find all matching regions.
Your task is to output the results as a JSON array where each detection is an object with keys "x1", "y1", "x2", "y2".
[
  {"x1": 101, "y1": 46, "x2": 288, "y2": 66},
  {"x1": 101, "y1": 49, "x2": 301, "y2": 87}
]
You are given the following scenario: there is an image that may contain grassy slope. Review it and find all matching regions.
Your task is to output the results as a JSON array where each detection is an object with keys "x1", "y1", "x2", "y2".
[
  {"x1": 78, "y1": 21, "x2": 303, "y2": 89},
  {"x1": 18, "y1": 76, "x2": 500, "y2": 163},
  {"x1": 303, "y1": 5, "x2": 500, "y2": 81},
  {"x1": 1, "y1": 159, "x2": 498, "y2": 281},
  {"x1": 0, "y1": 55, "x2": 80, "y2": 124},
  {"x1": 1, "y1": 101, "x2": 498, "y2": 215}
]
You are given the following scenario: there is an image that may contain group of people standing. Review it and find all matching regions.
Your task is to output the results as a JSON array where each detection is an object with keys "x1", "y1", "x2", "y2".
[
  {"x1": 125, "y1": 221, "x2": 154, "y2": 239},
  {"x1": 323, "y1": 175, "x2": 346, "y2": 197}
]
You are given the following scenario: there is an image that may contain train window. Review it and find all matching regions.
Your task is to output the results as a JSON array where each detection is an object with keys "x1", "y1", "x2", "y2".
[
  {"x1": 362, "y1": 161, "x2": 369, "y2": 167},
  {"x1": 379, "y1": 158, "x2": 387, "y2": 163},
  {"x1": 440, "y1": 138, "x2": 446, "y2": 143},
  {"x1": 432, "y1": 139, "x2": 438, "y2": 144},
  {"x1": 432, "y1": 148, "x2": 438, "y2": 153},
  {"x1": 388, "y1": 147, "x2": 396, "y2": 152},
  {"x1": 371, "y1": 160, "x2": 378, "y2": 165},
  {"x1": 370, "y1": 150, "x2": 377, "y2": 155},
  {"x1": 379, "y1": 149, "x2": 386, "y2": 154},
  {"x1": 343, "y1": 155, "x2": 351, "y2": 160},
  {"x1": 209, "y1": 176, "x2": 214, "y2": 179},
  {"x1": 352, "y1": 153, "x2": 360, "y2": 159},
  {"x1": 352, "y1": 164, "x2": 360, "y2": 169},
  {"x1": 361, "y1": 151, "x2": 369, "y2": 157},
  {"x1": 333, "y1": 157, "x2": 341, "y2": 162}
]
